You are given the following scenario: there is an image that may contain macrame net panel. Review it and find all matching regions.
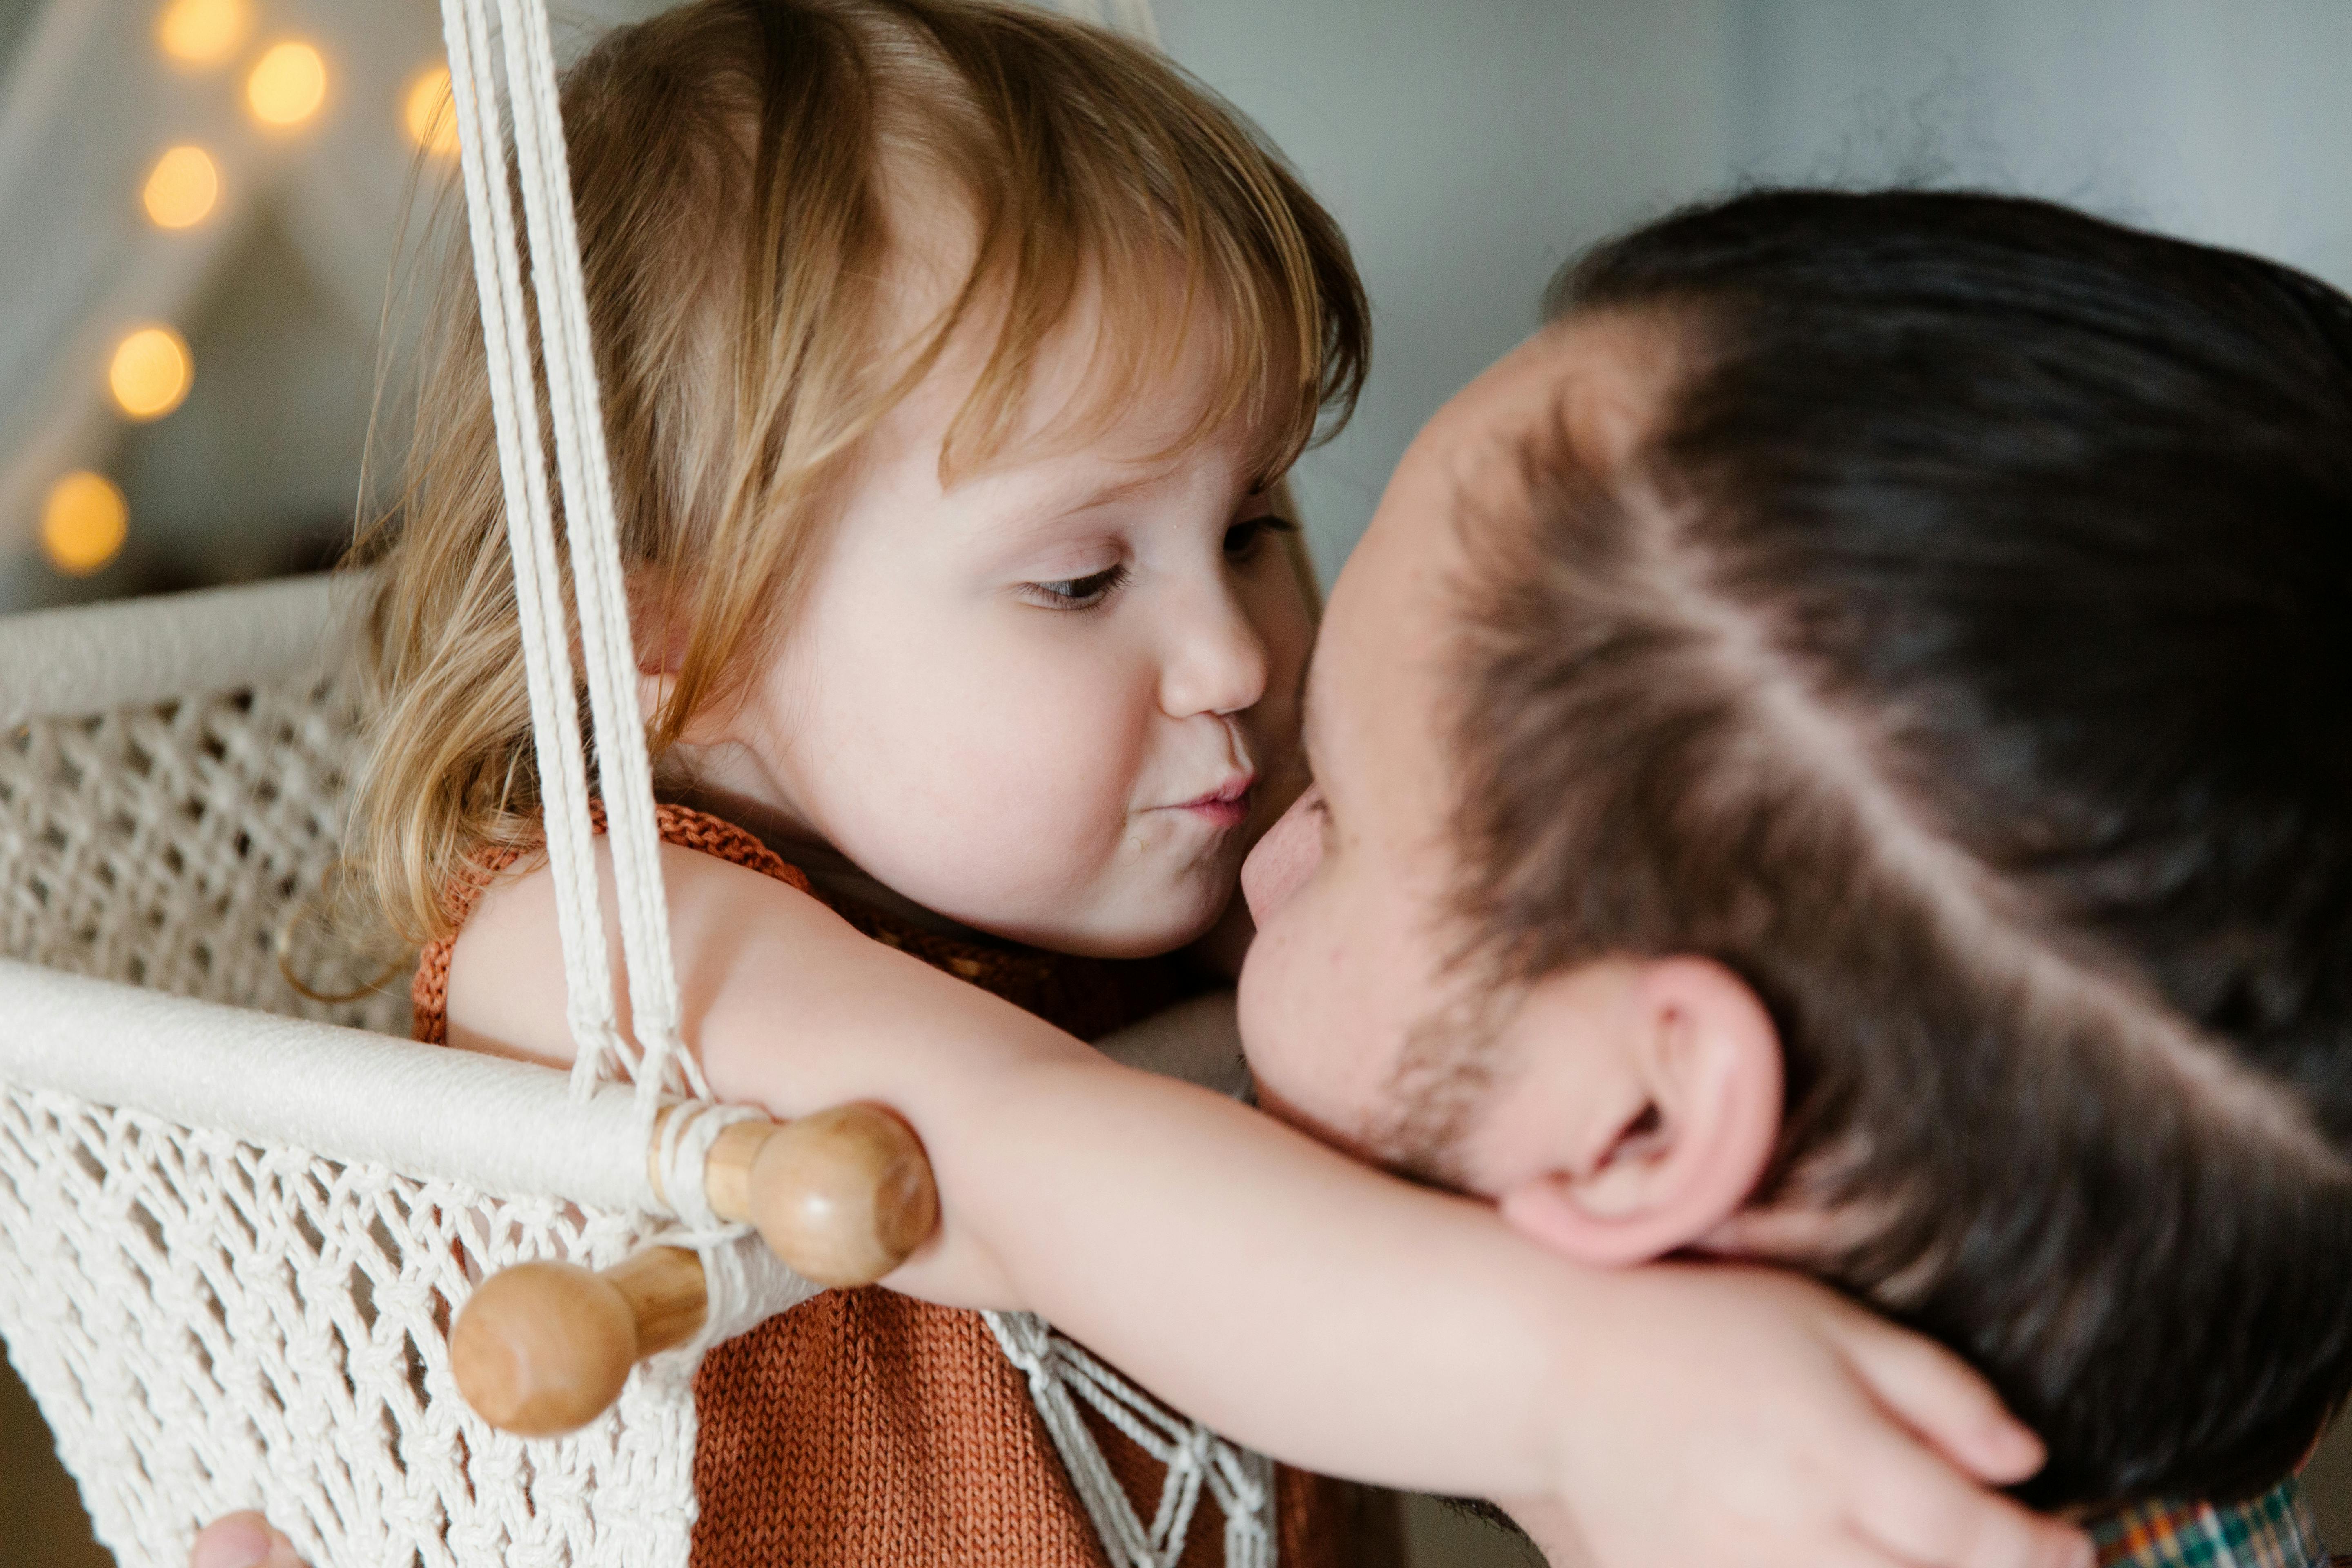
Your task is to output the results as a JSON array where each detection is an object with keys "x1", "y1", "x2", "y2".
[
  {"x1": 0, "y1": 599, "x2": 704, "y2": 1568},
  {"x1": 1, "y1": 657, "x2": 406, "y2": 1036}
]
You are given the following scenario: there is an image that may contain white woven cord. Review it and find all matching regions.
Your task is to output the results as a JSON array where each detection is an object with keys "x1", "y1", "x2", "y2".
[
  {"x1": 0, "y1": 578, "x2": 708, "y2": 1568},
  {"x1": 440, "y1": 0, "x2": 632, "y2": 1096},
  {"x1": 439, "y1": 0, "x2": 701, "y2": 1106},
  {"x1": 650, "y1": 1101, "x2": 824, "y2": 1355},
  {"x1": 987, "y1": 1311, "x2": 1275, "y2": 1568},
  {"x1": 0, "y1": 960, "x2": 657, "y2": 1214},
  {"x1": 490, "y1": 0, "x2": 697, "y2": 1104}
]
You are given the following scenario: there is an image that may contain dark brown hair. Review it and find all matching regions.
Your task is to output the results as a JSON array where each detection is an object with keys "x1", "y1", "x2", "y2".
[{"x1": 1453, "y1": 189, "x2": 2352, "y2": 1508}]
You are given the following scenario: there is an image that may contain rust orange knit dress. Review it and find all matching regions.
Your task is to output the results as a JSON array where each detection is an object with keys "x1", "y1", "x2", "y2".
[{"x1": 413, "y1": 803, "x2": 1402, "y2": 1568}]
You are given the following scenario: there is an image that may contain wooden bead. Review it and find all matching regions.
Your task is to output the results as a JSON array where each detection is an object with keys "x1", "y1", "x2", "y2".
[
  {"x1": 451, "y1": 1248, "x2": 708, "y2": 1437},
  {"x1": 745, "y1": 1102, "x2": 939, "y2": 1287}
]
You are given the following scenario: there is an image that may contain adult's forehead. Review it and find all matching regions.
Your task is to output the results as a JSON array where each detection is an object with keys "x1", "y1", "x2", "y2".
[
  {"x1": 1332, "y1": 313, "x2": 1676, "y2": 638},
  {"x1": 1312, "y1": 315, "x2": 1679, "y2": 788}
]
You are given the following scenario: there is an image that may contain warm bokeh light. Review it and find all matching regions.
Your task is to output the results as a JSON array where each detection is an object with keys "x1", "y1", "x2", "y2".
[
  {"x1": 108, "y1": 327, "x2": 193, "y2": 421},
  {"x1": 142, "y1": 145, "x2": 220, "y2": 228},
  {"x1": 41, "y1": 472, "x2": 129, "y2": 577},
  {"x1": 404, "y1": 65, "x2": 459, "y2": 158},
  {"x1": 247, "y1": 41, "x2": 327, "y2": 127},
  {"x1": 156, "y1": 0, "x2": 250, "y2": 67}
]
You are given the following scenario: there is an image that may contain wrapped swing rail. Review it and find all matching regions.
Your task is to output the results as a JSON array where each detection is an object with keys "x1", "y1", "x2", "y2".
[
  {"x1": 1, "y1": 956, "x2": 941, "y2": 1433},
  {"x1": 0, "y1": 573, "x2": 359, "y2": 732},
  {"x1": 0, "y1": 958, "x2": 661, "y2": 1213}
]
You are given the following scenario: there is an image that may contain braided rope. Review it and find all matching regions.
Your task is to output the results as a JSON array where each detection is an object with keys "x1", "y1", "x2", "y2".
[{"x1": 438, "y1": 0, "x2": 700, "y2": 1109}]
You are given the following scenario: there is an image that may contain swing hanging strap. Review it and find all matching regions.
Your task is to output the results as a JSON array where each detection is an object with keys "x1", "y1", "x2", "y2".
[{"x1": 438, "y1": 0, "x2": 695, "y2": 1108}]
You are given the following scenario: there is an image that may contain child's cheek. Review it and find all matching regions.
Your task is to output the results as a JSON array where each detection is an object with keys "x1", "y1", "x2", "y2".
[{"x1": 841, "y1": 615, "x2": 1154, "y2": 931}]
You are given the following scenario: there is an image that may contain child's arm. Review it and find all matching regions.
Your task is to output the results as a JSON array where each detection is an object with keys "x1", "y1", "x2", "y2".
[{"x1": 450, "y1": 844, "x2": 2087, "y2": 1568}]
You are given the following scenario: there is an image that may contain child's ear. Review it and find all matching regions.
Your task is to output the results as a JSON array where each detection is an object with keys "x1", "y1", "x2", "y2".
[
  {"x1": 1494, "y1": 957, "x2": 1782, "y2": 1267},
  {"x1": 627, "y1": 567, "x2": 690, "y2": 678},
  {"x1": 627, "y1": 566, "x2": 695, "y2": 736}
]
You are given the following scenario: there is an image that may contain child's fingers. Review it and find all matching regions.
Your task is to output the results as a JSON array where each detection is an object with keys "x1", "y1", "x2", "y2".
[
  {"x1": 189, "y1": 1513, "x2": 309, "y2": 1568},
  {"x1": 1841, "y1": 1319, "x2": 2045, "y2": 1483},
  {"x1": 1805, "y1": 1530, "x2": 1940, "y2": 1568},
  {"x1": 1849, "y1": 1437, "x2": 2093, "y2": 1568}
]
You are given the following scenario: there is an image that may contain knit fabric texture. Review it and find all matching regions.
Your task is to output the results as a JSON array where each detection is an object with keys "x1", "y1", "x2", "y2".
[{"x1": 414, "y1": 802, "x2": 1401, "y2": 1568}]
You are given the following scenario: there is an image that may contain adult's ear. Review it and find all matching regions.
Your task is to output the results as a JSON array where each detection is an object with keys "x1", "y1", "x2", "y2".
[{"x1": 1493, "y1": 956, "x2": 1782, "y2": 1267}]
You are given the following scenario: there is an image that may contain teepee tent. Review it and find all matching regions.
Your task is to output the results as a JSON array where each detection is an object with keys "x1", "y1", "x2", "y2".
[
  {"x1": 0, "y1": 2, "x2": 1270, "y2": 1566},
  {"x1": 0, "y1": 0, "x2": 1150, "y2": 601}
]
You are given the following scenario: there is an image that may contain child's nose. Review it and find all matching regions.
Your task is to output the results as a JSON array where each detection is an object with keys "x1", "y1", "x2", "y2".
[{"x1": 1160, "y1": 585, "x2": 1270, "y2": 719}]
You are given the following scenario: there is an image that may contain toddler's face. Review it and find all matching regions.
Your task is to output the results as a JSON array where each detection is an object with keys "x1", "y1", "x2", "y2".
[{"x1": 690, "y1": 315, "x2": 1313, "y2": 958}]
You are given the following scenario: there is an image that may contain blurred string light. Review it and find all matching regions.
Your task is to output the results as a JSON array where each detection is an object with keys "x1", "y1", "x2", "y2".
[
  {"x1": 247, "y1": 41, "x2": 327, "y2": 127},
  {"x1": 142, "y1": 145, "x2": 220, "y2": 228},
  {"x1": 157, "y1": 0, "x2": 250, "y2": 67},
  {"x1": 109, "y1": 327, "x2": 193, "y2": 421},
  {"x1": 404, "y1": 65, "x2": 459, "y2": 158},
  {"x1": 41, "y1": 473, "x2": 129, "y2": 577}
]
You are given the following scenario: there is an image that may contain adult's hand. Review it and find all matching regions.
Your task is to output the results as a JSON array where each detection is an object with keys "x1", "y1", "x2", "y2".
[{"x1": 189, "y1": 1512, "x2": 308, "y2": 1568}]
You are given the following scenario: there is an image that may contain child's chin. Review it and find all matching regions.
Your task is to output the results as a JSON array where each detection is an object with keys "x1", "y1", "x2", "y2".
[{"x1": 1023, "y1": 898, "x2": 1225, "y2": 962}]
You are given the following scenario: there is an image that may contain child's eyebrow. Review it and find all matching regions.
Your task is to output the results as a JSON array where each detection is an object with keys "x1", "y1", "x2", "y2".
[
  {"x1": 970, "y1": 466, "x2": 1186, "y2": 554},
  {"x1": 1044, "y1": 468, "x2": 1172, "y2": 519}
]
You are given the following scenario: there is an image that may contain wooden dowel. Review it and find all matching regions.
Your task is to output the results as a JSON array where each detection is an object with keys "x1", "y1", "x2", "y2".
[
  {"x1": 454, "y1": 1101, "x2": 939, "y2": 1436},
  {"x1": 702, "y1": 1117, "x2": 780, "y2": 1223},
  {"x1": 604, "y1": 1245, "x2": 709, "y2": 1358}
]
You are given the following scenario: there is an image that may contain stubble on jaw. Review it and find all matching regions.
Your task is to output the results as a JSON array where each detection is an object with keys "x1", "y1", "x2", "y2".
[{"x1": 1365, "y1": 986, "x2": 1513, "y2": 1190}]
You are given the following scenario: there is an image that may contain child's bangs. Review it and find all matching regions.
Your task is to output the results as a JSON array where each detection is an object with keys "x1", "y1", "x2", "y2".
[
  {"x1": 956, "y1": 228, "x2": 1334, "y2": 487},
  {"x1": 890, "y1": 3, "x2": 1367, "y2": 486}
]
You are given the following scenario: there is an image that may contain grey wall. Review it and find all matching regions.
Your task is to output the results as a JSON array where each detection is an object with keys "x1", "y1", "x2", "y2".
[
  {"x1": 1158, "y1": 0, "x2": 1734, "y2": 575},
  {"x1": 1158, "y1": 0, "x2": 2352, "y2": 572}
]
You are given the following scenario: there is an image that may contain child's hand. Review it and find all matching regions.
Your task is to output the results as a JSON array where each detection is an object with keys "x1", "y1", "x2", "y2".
[
  {"x1": 189, "y1": 1513, "x2": 308, "y2": 1568},
  {"x1": 1537, "y1": 1263, "x2": 2090, "y2": 1568}
]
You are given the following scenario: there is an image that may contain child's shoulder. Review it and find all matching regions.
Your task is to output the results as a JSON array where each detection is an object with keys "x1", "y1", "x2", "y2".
[
  {"x1": 442, "y1": 824, "x2": 851, "y2": 1071},
  {"x1": 642, "y1": 802, "x2": 813, "y2": 896}
]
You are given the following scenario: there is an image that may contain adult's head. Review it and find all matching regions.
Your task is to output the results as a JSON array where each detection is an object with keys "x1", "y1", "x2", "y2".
[{"x1": 1240, "y1": 189, "x2": 2352, "y2": 1508}]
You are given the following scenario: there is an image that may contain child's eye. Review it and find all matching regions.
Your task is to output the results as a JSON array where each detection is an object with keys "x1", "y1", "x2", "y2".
[
  {"x1": 1021, "y1": 564, "x2": 1129, "y2": 610},
  {"x1": 1223, "y1": 513, "x2": 1298, "y2": 564}
]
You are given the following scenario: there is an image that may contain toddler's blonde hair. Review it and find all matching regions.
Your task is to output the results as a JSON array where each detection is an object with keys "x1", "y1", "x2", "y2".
[{"x1": 357, "y1": 0, "x2": 1368, "y2": 942}]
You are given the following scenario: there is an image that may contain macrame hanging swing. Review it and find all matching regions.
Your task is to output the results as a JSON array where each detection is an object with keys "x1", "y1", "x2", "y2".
[{"x1": 0, "y1": 1, "x2": 1276, "y2": 1564}]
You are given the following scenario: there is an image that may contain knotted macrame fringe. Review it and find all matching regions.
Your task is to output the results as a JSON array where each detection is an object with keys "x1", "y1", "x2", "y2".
[{"x1": 987, "y1": 1311, "x2": 1277, "y2": 1568}]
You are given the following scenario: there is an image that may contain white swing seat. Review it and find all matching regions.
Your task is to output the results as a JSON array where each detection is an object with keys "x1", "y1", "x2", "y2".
[{"x1": 0, "y1": 574, "x2": 708, "y2": 1568}]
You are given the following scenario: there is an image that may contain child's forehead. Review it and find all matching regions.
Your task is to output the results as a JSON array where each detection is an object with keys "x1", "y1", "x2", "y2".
[
  {"x1": 860, "y1": 162, "x2": 1307, "y2": 490},
  {"x1": 874, "y1": 263, "x2": 1290, "y2": 487}
]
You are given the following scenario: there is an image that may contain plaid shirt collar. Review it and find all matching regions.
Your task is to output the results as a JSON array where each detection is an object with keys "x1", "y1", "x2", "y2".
[{"x1": 2094, "y1": 1477, "x2": 2329, "y2": 1568}]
